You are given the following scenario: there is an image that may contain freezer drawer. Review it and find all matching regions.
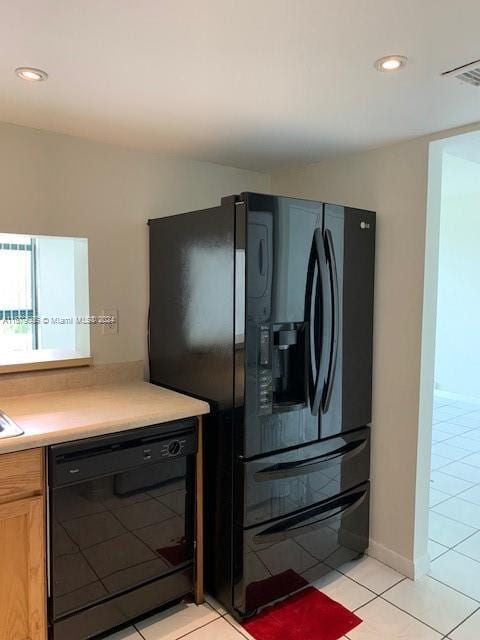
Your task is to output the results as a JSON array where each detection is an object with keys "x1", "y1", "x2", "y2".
[
  {"x1": 236, "y1": 427, "x2": 370, "y2": 527},
  {"x1": 232, "y1": 483, "x2": 369, "y2": 617}
]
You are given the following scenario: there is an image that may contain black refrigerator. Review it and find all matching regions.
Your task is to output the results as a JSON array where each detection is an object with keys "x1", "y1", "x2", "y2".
[{"x1": 149, "y1": 192, "x2": 375, "y2": 619}]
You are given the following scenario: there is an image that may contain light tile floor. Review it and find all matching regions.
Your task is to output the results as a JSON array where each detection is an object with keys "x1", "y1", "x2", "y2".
[
  {"x1": 102, "y1": 556, "x2": 480, "y2": 639},
  {"x1": 428, "y1": 394, "x2": 480, "y2": 639},
  {"x1": 102, "y1": 395, "x2": 480, "y2": 640}
]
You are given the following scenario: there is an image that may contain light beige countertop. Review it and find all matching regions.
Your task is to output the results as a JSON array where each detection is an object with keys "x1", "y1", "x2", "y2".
[{"x1": 0, "y1": 381, "x2": 209, "y2": 454}]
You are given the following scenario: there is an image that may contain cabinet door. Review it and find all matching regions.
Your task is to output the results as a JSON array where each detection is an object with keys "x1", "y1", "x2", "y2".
[{"x1": 0, "y1": 495, "x2": 46, "y2": 640}]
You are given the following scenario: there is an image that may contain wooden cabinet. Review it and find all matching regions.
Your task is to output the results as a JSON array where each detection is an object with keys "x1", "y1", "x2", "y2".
[
  {"x1": 0, "y1": 449, "x2": 43, "y2": 503},
  {"x1": 0, "y1": 449, "x2": 46, "y2": 640}
]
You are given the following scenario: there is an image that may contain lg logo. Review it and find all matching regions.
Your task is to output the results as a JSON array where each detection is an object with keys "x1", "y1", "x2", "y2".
[{"x1": 360, "y1": 221, "x2": 371, "y2": 230}]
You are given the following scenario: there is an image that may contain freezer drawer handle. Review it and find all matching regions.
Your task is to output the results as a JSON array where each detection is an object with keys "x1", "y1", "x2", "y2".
[
  {"x1": 252, "y1": 487, "x2": 367, "y2": 546},
  {"x1": 253, "y1": 438, "x2": 367, "y2": 481}
]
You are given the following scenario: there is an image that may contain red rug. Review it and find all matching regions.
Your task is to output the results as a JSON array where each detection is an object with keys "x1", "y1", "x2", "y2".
[{"x1": 242, "y1": 586, "x2": 362, "y2": 640}]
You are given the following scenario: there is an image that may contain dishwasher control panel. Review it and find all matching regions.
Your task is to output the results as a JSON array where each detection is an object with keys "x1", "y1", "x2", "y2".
[{"x1": 49, "y1": 419, "x2": 197, "y2": 487}]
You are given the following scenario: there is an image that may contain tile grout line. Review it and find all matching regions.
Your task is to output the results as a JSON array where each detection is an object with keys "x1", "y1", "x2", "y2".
[
  {"x1": 433, "y1": 435, "x2": 480, "y2": 449},
  {"x1": 440, "y1": 604, "x2": 480, "y2": 639},
  {"x1": 429, "y1": 483, "x2": 480, "y2": 501},
  {"x1": 134, "y1": 625, "x2": 147, "y2": 640},
  {"x1": 434, "y1": 457, "x2": 480, "y2": 475},
  {"x1": 449, "y1": 543, "x2": 480, "y2": 564},
  {"x1": 431, "y1": 447, "x2": 480, "y2": 473},
  {"x1": 329, "y1": 570, "x2": 403, "y2": 598},
  {"x1": 429, "y1": 504, "x2": 480, "y2": 531},
  {"x1": 448, "y1": 520, "x2": 480, "y2": 545},
  {"x1": 429, "y1": 532, "x2": 479, "y2": 554},
  {"x1": 432, "y1": 456, "x2": 479, "y2": 470},
  {"x1": 432, "y1": 480, "x2": 480, "y2": 506},
  {"x1": 433, "y1": 427, "x2": 480, "y2": 443},
  {"x1": 352, "y1": 592, "x2": 378, "y2": 612},
  {"x1": 435, "y1": 417, "x2": 480, "y2": 425},
  {"x1": 433, "y1": 423, "x2": 480, "y2": 437},
  {"x1": 375, "y1": 577, "x2": 407, "y2": 598},
  {"x1": 377, "y1": 592, "x2": 476, "y2": 638},
  {"x1": 427, "y1": 571, "x2": 480, "y2": 604},
  {"x1": 429, "y1": 493, "x2": 459, "y2": 509},
  {"x1": 349, "y1": 587, "x2": 454, "y2": 638},
  {"x1": 428, "y1": 543, "x2": 453, "y2": 563},
  {"x1": 223, "y1": 614, "x2": 254, "y2": 640},
  {"x1": 138, "y1": 614, "x2": 224, "y2": 640},
  {"x1": 133, "y1": 602, "x2": 221, "y2": 640}
]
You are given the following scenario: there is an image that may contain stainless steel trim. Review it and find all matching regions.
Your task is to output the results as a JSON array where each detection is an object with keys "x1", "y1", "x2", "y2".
[{"x1": 0, "y1": 410, "x2": 24, "y2": 439}]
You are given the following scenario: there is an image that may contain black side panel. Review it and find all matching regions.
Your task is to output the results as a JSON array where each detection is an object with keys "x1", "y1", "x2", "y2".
[
  {"x1": 342, "y1": 207, "x2": 376, "y2": 429},
  {"x1": 149, "y1": 206, "x2": 235, "y2": 408},
  {"x1": 148, "y1": 206, "x2": 236, "y2": 607},
  {"x1": 204, "y1": 410, "x2": 235, "y2": 607}
]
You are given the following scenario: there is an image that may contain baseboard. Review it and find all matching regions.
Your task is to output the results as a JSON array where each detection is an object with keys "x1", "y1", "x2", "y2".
[
  {"x1": 413, "y1": 552, "x2": 431, "y2": 579},
  {"x1": 368, "y1": 540, "x2": 430, "y2": 580}
]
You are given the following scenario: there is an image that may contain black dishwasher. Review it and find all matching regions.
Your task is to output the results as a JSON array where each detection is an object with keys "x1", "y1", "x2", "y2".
[{"x1": 48, "y1": 419, "x2": 197, "y2": 640}]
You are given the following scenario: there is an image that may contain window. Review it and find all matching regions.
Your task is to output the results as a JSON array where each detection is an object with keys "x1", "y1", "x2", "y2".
[
  {"x1": 0, "y1": 235, "x2": 35, "y2": 352},
  {"x1": 0, "y1": 233, "x2": 90, "y2": 372}
]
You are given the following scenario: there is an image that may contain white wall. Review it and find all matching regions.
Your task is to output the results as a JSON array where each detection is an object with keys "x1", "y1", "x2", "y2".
[
  {"x1": 435, "y1": 153, "x2": 480, "y2": 400},
  {"x1": 0, "y1": 121, "x2": 270, "y2": 364},
  {"x1": 35, "y1": 235, "x2": 90, "y2": 354},
  {"x1": 36, "y1": 236, "x2": 76, "y2": 350}
]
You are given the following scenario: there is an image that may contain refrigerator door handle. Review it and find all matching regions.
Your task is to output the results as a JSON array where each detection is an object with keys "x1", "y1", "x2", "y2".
[
  {"x1": 252, "y1": 487, "x2": 368, "y2": 545},
  {"x1": 253, "y1": 438, "x2": 368, "y2": 480},
  {"x1": 306, "y1": 242, "x2": 318, "y2": 410},
  {"x1": 323, "y1": 228, "x2": 339, "y2": 413},
  {"x1": 310, "y1": 229, "x2": 331, "y2": 416}
]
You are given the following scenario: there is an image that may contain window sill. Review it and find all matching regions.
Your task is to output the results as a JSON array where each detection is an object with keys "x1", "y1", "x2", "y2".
[{"x1": 0, "y1": 351, "x2": 93, "y2": 374}]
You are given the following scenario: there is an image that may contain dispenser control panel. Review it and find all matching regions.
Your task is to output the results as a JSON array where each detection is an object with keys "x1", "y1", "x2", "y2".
[
  {"x1": 259, "y1": 327, "x2": 271, "y2": 366},
  {"x1": 258, "y1": 326, "x2": 273, "y2": 414}
]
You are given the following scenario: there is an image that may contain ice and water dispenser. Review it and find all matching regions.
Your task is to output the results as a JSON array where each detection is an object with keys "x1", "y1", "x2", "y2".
[{"x1": 257, "y1": 322, "x2": 307, "y2": 415}]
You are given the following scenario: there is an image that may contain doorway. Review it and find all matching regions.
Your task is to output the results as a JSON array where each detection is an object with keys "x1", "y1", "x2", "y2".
[{"x1": 420, "y1": 130, "x2": 480, "y2": 601}]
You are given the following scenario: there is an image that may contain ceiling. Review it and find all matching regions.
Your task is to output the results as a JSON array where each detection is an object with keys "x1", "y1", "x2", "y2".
[{"x1": 1, "y1": 1, "x2": 480, "y2": 171}]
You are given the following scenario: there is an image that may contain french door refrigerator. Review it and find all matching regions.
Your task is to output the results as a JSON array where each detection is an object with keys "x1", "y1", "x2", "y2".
[{"x1": 149, "y1": 192, "x2": 375, "y2": 619}]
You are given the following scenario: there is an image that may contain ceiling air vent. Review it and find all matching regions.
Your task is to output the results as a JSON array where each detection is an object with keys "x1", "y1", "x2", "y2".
[{"x1": 442, "y1": 59, "x2": 480, "y2": 86}]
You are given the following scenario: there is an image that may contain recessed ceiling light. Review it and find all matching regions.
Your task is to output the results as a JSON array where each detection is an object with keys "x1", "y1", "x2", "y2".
[
  {"x1": 15, "y1": 67, "x2": 48, "y2": 82},
  {"x1": 374, "y1": 55, "x2": 408, "y2": 72}
]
